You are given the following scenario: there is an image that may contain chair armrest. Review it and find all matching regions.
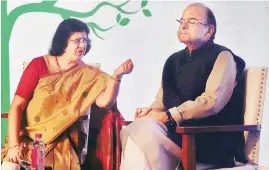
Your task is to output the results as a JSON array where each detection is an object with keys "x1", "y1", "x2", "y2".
[
  {"x1": 1, "y1": 112, "x2": 8, "y2": 118},
  {"x1": 176, "y1": 124, "x2": 261, "y2": 134},
  {"x1": 122, "y1": 120, "x2": 133, "y2": 126},
  {"x1": 121, "y1": 122, "x2": 261, "y2": 133},
  {"x1": 177, "y1": 124, "x2": 261, "y2": 170}
]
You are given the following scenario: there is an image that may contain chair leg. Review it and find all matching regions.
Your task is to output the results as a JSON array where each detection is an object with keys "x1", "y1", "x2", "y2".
[{"x1": 182, "y1": 134, "x2": 196, "y2": 170}]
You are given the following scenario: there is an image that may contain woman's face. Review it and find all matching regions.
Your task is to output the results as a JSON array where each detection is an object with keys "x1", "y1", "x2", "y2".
[{"x1": 64, "y1": 31, "x2": 88, "y2": 61}]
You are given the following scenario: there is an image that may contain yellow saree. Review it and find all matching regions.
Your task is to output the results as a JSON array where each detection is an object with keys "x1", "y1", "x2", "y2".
[{"x1": 2, "y1": 64, "x2": 114, "y2": 169}]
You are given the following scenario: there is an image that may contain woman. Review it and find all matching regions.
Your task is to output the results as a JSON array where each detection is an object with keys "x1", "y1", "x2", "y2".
[{"x1": 1, "y1": 18, "x2": 133, "y2": 170}]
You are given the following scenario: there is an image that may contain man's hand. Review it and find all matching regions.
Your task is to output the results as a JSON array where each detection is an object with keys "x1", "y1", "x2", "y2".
[
  {"x1": 135, "y1": 107, "x2": 168, "y2": 124},
  {"x1": 135, "y1": 107, "x2": 152, "y2": 119},
  {"x1": 144, "y1": 109, "x2": 168, "y2": 124}
]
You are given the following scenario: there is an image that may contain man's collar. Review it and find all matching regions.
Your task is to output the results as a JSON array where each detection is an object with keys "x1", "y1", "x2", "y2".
[{"x1": 185, "y1": 40, "x2": 214, "y2": 56}]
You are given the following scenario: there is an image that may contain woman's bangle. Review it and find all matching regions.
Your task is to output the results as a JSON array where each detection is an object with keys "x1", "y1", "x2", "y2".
[
  {"x1": 8, "y1": 144, "x2": 19, "y2": 150},
  {"x1": 112, "y1": 74, "x2": 122, "y2": 82},
  {"x1": 111, "y1": 76, "x2": 121, "y2": 82}
]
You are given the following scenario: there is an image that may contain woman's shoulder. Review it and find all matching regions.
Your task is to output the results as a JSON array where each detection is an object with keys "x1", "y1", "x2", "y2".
[
  {"x1": 30, "y1": 56, "x2": 46, "y2": 64},
  {"x1": 26, "y1": 56, "x2": 46, "y2": 67},
  {"x1": 26, "y1": 55, "x2": 48, "y2": 75}
]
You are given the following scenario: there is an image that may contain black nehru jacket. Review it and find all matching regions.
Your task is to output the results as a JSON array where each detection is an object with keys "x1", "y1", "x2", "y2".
[{"x1": 162, "y1": 40, "x2": 246, "y2": 167}]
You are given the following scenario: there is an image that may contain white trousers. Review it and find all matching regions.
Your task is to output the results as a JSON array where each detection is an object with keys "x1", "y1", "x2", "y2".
[
  {"x1": 120, "y1": 118, "x2": 219, "y2": 170},
  {"x1": 120, "y1": 137, "x2": 152, "y2": 170},
  {"x1": 120, "y1": 136, "x2": 258, "y2": 170}
]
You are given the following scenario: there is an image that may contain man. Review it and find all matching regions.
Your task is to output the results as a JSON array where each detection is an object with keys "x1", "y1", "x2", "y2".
[{"x1": 120, "y1": 3, "x2": 246, "y2": 170}]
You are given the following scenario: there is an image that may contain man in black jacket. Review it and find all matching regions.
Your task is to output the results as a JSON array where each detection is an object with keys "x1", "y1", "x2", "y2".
[{"x1": 120, "y1": 3, "x2": 245, "y2": 170}]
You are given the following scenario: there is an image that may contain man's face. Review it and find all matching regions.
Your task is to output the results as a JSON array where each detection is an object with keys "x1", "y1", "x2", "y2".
[{"x1": 177, "y1": 5, "x2": 211, "y2": 46}]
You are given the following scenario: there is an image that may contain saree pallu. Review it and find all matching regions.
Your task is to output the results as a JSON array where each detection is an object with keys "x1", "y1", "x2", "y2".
[
  {"x1": 83, "y1": 103, "x2": 123, "y2": 170},
  {"x1": 2, "y1": 64, "x2": 124, "y2": 170}
]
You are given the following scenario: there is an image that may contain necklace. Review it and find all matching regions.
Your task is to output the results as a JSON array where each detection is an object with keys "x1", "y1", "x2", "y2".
[{"x1": 55, "y1": 56, "x2": 63, "y2": 75}]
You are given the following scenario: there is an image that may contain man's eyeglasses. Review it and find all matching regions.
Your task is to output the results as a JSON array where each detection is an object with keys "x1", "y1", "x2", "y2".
[
  {"x1": 69, "y1": 38, "x2": 89, "y2": 45},
  {"x1": 176, "y1": 18, "x2": 210, "y2": 26}
]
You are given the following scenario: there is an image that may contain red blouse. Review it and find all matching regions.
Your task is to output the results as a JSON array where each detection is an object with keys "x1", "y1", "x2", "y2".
[{"x1": 15, "y1": 56, "x2": 49, "y2": 100}]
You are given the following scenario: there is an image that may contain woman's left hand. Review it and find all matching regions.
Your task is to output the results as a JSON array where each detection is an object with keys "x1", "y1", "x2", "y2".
[{"x1": 114, "y1": 59, "x2": 134, "y2": 79}]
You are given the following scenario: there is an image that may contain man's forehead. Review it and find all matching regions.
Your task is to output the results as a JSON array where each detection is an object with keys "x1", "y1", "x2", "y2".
[{"x1": 181, "y1": 5, "x2": 207, "y2": 20}]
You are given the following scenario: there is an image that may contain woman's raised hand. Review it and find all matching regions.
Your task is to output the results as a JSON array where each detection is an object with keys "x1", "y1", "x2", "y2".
[{"x1": 114, "y1": 59, "x2": 134, "y2": 79}]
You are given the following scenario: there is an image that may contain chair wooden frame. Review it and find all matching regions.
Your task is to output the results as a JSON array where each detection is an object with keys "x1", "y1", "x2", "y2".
[{"x1": 176, "y1": 125, "x2": 261, "y2": 170}]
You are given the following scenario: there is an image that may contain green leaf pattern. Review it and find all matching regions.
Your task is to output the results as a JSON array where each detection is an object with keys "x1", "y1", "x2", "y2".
[
  {"x1": 116, "y1": 13, "x2": 121, "y2": 23},
  {"x1": 143, "y1": 9, "x2": 152, "y2": 17},
  {"x1": 141, "y1": 0, "x2": 148, "y2": 8},
  {"x1": 119, "y1": 18, "x2": 130, "y2": 26}
]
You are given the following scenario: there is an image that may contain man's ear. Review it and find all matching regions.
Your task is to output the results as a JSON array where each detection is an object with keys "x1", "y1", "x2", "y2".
[{"x1": 207, "y1": 25, "x2": 215, "y2": 39}]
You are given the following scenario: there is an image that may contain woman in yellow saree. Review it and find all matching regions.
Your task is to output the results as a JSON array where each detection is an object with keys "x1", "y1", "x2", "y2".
[{"x1": 1, "y1": 18, "x2": 133, "y2": 170}]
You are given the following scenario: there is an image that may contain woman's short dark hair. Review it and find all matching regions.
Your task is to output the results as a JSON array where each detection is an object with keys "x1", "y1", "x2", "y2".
[{"x1": 49, "y1": 18, "x2": 91, "y2": 56}]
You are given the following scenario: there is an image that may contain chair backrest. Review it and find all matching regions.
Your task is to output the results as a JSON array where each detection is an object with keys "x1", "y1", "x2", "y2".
[{"x1": 243, "y1": 66, "x2": 268, "y2": 163}]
